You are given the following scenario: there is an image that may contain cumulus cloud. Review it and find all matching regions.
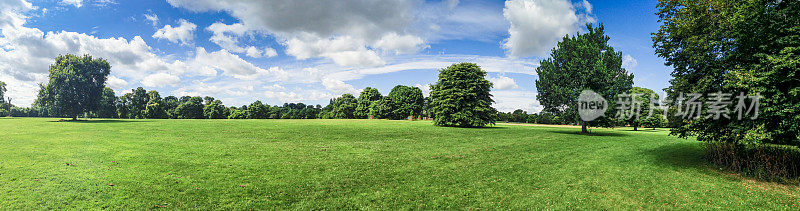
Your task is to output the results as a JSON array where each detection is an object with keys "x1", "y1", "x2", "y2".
[
  {"x1": 492, "y1": 90, "x2": 542, "y2": 113},
  {"x1": 321, "y1": 78, "x2": 359, "y2": 94},
  {"x1": 106, "y1": 75, "x2": 128, "y2": 90},
  {"x1": 168, "y1": 0, "x2": 426, "y2": 67},
  {"x1": 488, "y1": 75, "x2": 519, "y2": 90},
  {"x1": 152, "y1": 19, "x2": 197, "y2": 45},
  {"x1": 622, "y1": 54, "x2": 638, "y2": 70},
  {"x1": 502, "y1": 0, "x2": 593, "y2": 58},
  {"x1": 142, "y1": 73, "x2": 180, "y2": 87},
  {"x1": 189, "y1": 47, "x2": 288, "y2": 80}
]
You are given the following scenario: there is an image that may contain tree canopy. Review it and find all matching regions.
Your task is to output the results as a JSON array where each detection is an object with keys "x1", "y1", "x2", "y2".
[
  {"x1": 36, "y1": 54, "x2": 111, "y2": 120},
  {"x1": 355, "y1": 87, "x2": 382, "y2": 118},
  {"x1": 429, "y1": 63, "x2": 496, "y2": 127},
  {"x1": 535, "y1": 24, "x2": 634, "y2": 133}
]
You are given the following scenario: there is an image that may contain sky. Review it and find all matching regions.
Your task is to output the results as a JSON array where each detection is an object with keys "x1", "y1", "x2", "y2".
[{"x1": 0, "y1": 0, "x2": 672, "y2": 113}]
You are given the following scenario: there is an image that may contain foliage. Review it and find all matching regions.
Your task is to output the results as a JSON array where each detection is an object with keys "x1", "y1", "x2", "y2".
[
  {"x1": 176, "y1": 97, "x2": 204, "y2": 119},
  {"x1": 203, "y1": 100, "x2": 229, "y2": 119},
  {"x1": 246, "y1": 101, "x2": 270, "y2": 119},
  {"x1": 429, "y1": 63, "x2": 496, "y2": 127},
  {"x1": 354, "y1": 87, "x2": 382, "y2": 118},
  {"x1": 653, "y1": 0, "x2": 799, "y2": 147},
  {"x1": 704, "y1": 141, "x2": 800, "y2": 180},
  {"x1": 536, "y1": 24, "x2": 634, "y2": 133},
  {"x1": 387, "y1": 85, "x2": 424, "y2": 119},
  {"x1": 95, "y1": 87, "x2": 118, "y2": 118},
  {"x1": 328, "y1": 94, "x2": 358, "y2": 119},
  {"x1": 369, "y1": 97, "x2": 396, "y2": 119},
  {"x1": 36, "y1": 54, "x2": 111, "y2": 120}
]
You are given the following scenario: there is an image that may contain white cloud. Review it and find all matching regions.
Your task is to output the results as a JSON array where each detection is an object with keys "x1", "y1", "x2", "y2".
[
  {"x1": 152, "y1": 19, "x2": 196, "y2": 45},
  {"x1": 622, "y1": 54, "x2": 638, "y2": 70},
  {"x1": 492, "y1": 90, "x2": 542, "y2": 113},
  {"x1": 142, "y1": 73, "x2": 180, "y2": 87},
  {"x1": 144, "y1": 13, "x2": 159, "y2": 27},
  {"x1": 321, "y1": 78, "x2": 359, "y2": 94},
  {"x1": 265, "y1": 90, "x2": 336, "y2": 103},
  {"x1": 374, "y1": 33, "x2": 426, "y2": 54},
  {"x1": 168, "y1": 0, "x2": 425, "y2": 67},
  {"x1": 106, "y1": 75, "x2": 128, "y2": 90},
  {"x1": 414, "y1": 83, "x2": 430, "y2": 96},
  {"x1": 502, "y1": 0, "x2": 593, "y2": 58},
  {"x1": 60, "y1": 0, "x2": 83, "y2": 8},
  {"x1": 189, "y1": 47, "x2": 288, "y2": 80},
  {"x1": 488, "y1": 75, "x2": 519, "y2": 90}
]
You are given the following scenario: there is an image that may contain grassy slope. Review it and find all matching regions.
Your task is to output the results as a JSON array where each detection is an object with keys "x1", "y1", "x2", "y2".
[{"x1": 0, "y1": 118, "x2": 798, "y2": 209}]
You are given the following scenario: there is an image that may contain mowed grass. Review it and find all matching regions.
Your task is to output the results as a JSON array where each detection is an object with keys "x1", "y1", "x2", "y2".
[{"x1": 1, "y1": 118, "x2": 799, "y2": 209}]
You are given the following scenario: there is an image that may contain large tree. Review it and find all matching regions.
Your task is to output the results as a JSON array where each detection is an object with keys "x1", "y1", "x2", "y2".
[
  {"x1": 653, "y1": 0, "x2": 800, "y2": 146},
  {"x1": 536, "y1": 24, "x2": 634, "y2": 133},
  {"x1": 176, "y1": 97, "x2": 205, "y2": 119},
  {"x1": 96, "y1": 87, "x2": 118, "y2": 118},
  {"x1": 330, "y1": 94, "x2": 358, "y2": 119},
  {"x1": 204, "y1": 99, "x2": 229, "y2": 119},
  {"x1": 429, "y1": 63, "x2": 496, "y2": 127},
  {"x1": 354, "y1": 87, "x2": 382, "y2": 118},
  {"x1": 36, "y1": 54, "x2": 111, "y2": 120},
  {"x1": 387, "y1": 85, "x2": 424, "y2": 119}
]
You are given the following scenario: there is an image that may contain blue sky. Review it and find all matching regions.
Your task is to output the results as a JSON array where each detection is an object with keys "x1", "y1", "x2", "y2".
[{"x1": 0, "y1": 0, "x2": 672, "y2": 112}]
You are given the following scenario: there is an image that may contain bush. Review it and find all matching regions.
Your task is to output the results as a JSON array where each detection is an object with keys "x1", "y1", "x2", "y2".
[{"x1": 704, "y1": 142, "x2": 800, "y2": 180}]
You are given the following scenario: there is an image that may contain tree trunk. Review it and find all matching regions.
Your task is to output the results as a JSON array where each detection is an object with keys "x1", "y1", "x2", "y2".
[
  {"x1": 634, "y1": 125, "x2": 638, "y2": 131},
  {"x1": 581, "y1": 122, "x2": 588, "y2": 134},
  {"x1": 72, "y1": 116, "x2": 77, "y2": 121}
]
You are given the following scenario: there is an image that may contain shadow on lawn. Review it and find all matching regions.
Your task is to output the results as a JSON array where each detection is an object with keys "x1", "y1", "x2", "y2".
[
  {"x1": 49, "y1": 119, "x2": 146, "y2": 123},
  {"x1": 644, "y1": 141, "x2": 705, "y2": 169},
  {"x1": 548, "y1": 129, "x2": 630, "y2": 137}
]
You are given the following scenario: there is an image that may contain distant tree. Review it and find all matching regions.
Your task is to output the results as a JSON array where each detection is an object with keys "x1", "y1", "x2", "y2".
[
  {"x1": 163, "y1": 96, "x2": 180, "y2": 119},
  {"x1": 124, "y1": 87, "x2": 149, "y2": 119},
  {"x1": 144, "y1": 90, "x2": 167, "y2": 119},
  {"x1": 387, "y1": 85, "x2": 424, "y2": 119},
  {"x1": 36, "y1": 54, "x2": 111, "y2": 120},
  {"x1": 96, "y1": 87, "x2": 118, "y2": 118},
  {"x1": 429, "y1": 63, "x2": 497, "y2": 127},
  {"x1": 176, "y1": 97, "x2": 204, "y2": 119},
  {"x1": 536, "y1": 24, "x2": 634, "y2": 133},
  {"x1": 330, "y1": 94, "x2": 358, "y2": 119},
  {"x1": 369, "y1": 97, "x2": 396, "y2": 119},
  {"x1": 0, "y1": 81, "x2": 6, "y2": 105},
  {"x1": 204, "y1": 99, "x2": 229, "y2": 119},
  {"x1": 228, "y1": 107, "x2": 248, "y2": 119},
  {"x1": 247, "y1": 100, "x2": 270, "y2": 119},
  {"x1": 355, "y1": 87, "x2": 382, "y2": 118},
  {"x1": 624, "y1": 87, "x2": 657, "y2": 131}
]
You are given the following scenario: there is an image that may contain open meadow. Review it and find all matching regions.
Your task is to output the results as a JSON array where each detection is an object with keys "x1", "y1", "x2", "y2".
[{"x1": 1, "y1": 118, "x2": 798, "y2": 209}]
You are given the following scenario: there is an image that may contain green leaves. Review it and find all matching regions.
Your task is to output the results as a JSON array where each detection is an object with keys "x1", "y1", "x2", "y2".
[
  {"x1": 430, "y1": 63, "x2": 496, "y2": 127},
  {"x1": 37, "y1": 54, "x2": 111, "y2": 120},
  {"x1": 535, "y1": 24, "x2": 634, "y2": 128}
]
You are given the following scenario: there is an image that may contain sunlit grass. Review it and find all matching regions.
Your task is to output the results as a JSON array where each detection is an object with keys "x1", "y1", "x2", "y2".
[{"x1": 1, "y1": 118, "x2": 798, "y2": 209}]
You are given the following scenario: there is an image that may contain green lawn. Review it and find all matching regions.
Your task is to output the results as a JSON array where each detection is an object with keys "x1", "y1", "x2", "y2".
[{"x1": 1, "y1": 118, "x2": 798, "y2": 209}]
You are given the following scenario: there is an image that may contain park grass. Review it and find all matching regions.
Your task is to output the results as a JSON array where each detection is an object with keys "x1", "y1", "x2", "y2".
[{"x1": 0, "y1": 118, "x2": 799, "y2": 209}]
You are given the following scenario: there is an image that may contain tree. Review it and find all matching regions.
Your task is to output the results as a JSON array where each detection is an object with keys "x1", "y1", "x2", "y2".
[
  {"x1": 429, "y1": 63, "x2": 497, "y2": 127},
  {"x1": 36, "y1": 54, "x2": 111, "y2": 120},
  {"x1": 123, "y1": 87, "x2": 149, "y2": 119},
  {"x1": 228, "y1": 107, "x2": 248, "y2": 119},
  {"x1": 247, "y1": 100, "x2": 270, "y2": 119},
  {"x1": 387, "y1": 85, "x2": 425, "y2": 119},
  {"x1": 96, "y1": 87, "x2": 118, "y2": 118},
  {"x1": 536, "y1": 24, "x2": 634, "y2": 133},
  {"x1": 624, "y1": 87, "x2": 657, "y2": 131},
  {"x1": 369, "y1": 97, "x2": 396, "y2": 119},
  {"x1": 355, "y1": 87, "x2": 382, "y2": 118},
  {"x1": 163, "y1": 96, "x2": 180, "y2": 119},
  {"x1": 0, "y1": 81, "x2": 6, "y2": 105},
  {"x1": 204, "y1": 99, "x2": 229, "y2": 119},
  {"x1": 653, "y1": 0, "x2": 800, "y2": 147},
  {"x1": 329, "y1": 94, "x2": 358, "y2": 119},
  {"x1": 144, "y1": 90, "x2": 167, "y2": 119},
  {"x1": 176, "y1": 97, "x2": 204, "y2": 119}
]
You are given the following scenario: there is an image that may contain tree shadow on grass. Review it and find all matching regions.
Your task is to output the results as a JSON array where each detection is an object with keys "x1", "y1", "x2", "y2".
[
  {"x1": 643, "y1": 141, "x2": 705, "y2": 169},
  {"x1": 48, "y1": 119, "x2": 147, "y2": 123},
  {"x1": 548, "y1": 129, "x2": 630, "y2": 137}
]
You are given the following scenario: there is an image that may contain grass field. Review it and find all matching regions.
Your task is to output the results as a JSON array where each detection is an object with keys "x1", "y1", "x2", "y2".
[{"x1": 1, "y1": 118, "x2": 799, "y2": 209}]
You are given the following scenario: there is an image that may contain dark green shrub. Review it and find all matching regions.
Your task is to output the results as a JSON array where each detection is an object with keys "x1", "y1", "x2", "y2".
[{"x1": 704, "y1": 142, "x2": 800, "y2": 180}]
